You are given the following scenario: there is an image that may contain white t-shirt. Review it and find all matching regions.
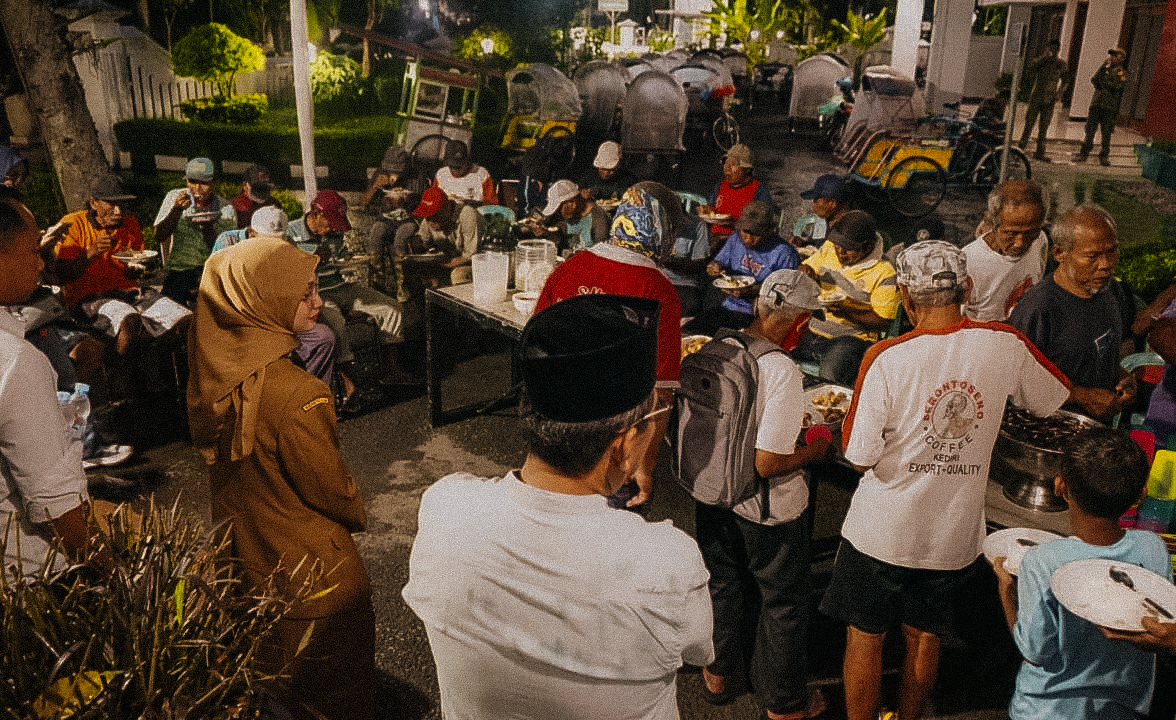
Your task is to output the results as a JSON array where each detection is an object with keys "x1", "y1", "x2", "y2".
[
  {"x1": 403, "y1": 471, "x2": 714, "y2": 720},
  {"x1": 841, "y1": 320, "x2": 1070, "y2": 571},
  {"x1": 727, "y1": 341, "x2": 809, "y2": 525},
  {"x1": 434, "y1": 165, "x2": 494, "y2": 203},
  {"x1": 963, "y1": 231, "x2": 1048, "y2": 321}
]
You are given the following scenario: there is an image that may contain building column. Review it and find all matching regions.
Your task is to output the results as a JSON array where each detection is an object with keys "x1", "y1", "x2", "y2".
[
  {"x1": 923, "y1": 0, "x2": 975, "y2": 109},
  {"x1": 1069, "y1": 0, "x2": 1126, "y2": 119},
  {"x1": 1058, "y1": 0, "x2": 1080, "y2": 62},
  {"x1": 1000, "y1": 4, "x2": 1032, "y2": 73},
  {"x1": 891, "y1": 0, "x2": 924, "y2": 80}
]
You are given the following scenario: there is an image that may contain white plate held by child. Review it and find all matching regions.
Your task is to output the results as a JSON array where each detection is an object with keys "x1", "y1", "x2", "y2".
[
  {"x1": 1052, "y1": 558, "x2": 1176, "y2": 631},
  {"x1": 982, "y1": 528, "x2": 1064, "y2": 575}
]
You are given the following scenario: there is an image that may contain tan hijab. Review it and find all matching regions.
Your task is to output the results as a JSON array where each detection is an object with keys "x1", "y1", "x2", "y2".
[{"x1": 187, "y1": 236, "x2": 319, "y2": 464}]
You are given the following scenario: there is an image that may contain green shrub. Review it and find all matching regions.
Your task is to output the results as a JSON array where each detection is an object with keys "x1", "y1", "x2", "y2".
[
  {"x1": 113, "y1": 114, "x2": 404, "y2": 189},
  {"x1": 0, "y1": 498, "x2": 324, "y2": 717},
  {"x1": 178, "y1": 93, "x2": 268, "y2": 124},
  {"x1": 172, "y1": 23, "x2": 265, "y2": 98},
  {"x1": 22, "y1": 166, "x2": 66, "y2": 228},
  {"x1": 1153, "y1": 140, "x2": 1176, "y2": 157},
  {"x1": 310, "y1": 51, "x2": 362, "y2": 104},
  {"x1": 1118, "y1": 245, "x2": 1176, "y2": 302}
]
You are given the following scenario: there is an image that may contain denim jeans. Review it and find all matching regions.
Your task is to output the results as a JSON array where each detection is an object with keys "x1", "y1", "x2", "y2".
[{"x1": 792, "y1": 332, "x2": 872, "y2": 387}]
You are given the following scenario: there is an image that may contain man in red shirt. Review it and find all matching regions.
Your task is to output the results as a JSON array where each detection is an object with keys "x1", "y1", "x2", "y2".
[
  {"x1": 230, "y1": 163, "x2": 280, "y2": 229},
  {"x1": 702, "y1": 143, "x2": 773, "y2": 244},
  {"x1": 53, "y1": 176, "x2": 144, "y2": 308},
  {"x1": 536, "y1": 190, "x2": 680, "y2": 508}
]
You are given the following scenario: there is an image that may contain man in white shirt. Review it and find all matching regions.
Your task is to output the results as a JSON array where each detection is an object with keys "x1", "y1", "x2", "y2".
[
  {"x1": 403, "y1": 295, "x2": 713, "y2": 720},
  {"x1": 695, "y1": 270, "x2": 831, "y2": 720},
  {"x1": 0, "y1": 194, "x2": 93, "y2": 578},
  {"x1": 963, "y1": 180, "x2": 1049, "y2": 321},
  {"x1": 819, "y1": 241, "x2": 1070, "y2": 720},
  {"x1": 432, "y1": 140, "x2": 498, "y2": 205}
]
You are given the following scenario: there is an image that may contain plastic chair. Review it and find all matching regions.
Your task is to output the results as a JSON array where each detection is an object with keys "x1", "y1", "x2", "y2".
[
  {"x1": 477, "y1": 205, "x2": 516, "y2": 224},
  {"x1": 677, "y1": 191, "x2": 708, "y2": 213}
]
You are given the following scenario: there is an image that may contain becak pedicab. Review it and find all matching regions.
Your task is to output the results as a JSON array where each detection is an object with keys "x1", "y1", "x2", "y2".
[
  {"x1": 501, "y1": 63, "x2": 582, "y2": 153},
  {"x1": 669, "y1": 63, "x2": 739, "y2": 150},
  {"x1": 621, "y1": 70, "x2": 688, "y2": 183}
]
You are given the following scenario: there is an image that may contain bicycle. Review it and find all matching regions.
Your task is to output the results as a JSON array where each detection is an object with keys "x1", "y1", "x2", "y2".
[{"x1": 847, "y1": 102, "x2": 1031, "y2": 217}]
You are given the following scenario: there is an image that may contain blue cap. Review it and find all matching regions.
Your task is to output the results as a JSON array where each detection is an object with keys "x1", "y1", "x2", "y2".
[
  {"x1": 185, "y1": 157, "x2": 215, "y2": 182},
  {"x1": 800, "y1": 174, "x2": 847, "y2": 201}
]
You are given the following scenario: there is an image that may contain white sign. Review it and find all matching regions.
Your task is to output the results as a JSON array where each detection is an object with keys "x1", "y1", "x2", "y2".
[{"x1": 599, "y1": 0, "x2": 628, "y2": 12}]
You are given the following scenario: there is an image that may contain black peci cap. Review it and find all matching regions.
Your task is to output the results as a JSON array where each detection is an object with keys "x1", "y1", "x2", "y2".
[{"x1": 519, "y1": 295, "x2": 659, "y2": 423}]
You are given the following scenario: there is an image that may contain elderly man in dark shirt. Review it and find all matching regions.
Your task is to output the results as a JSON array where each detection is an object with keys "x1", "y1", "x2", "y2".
[{"x1": 1007, "y1": 204, "x2": 1136, "y2": 421}]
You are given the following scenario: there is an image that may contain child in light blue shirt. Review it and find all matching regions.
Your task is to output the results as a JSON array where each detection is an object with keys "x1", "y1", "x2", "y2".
[{"x1": 996, "y1": 427, "x2": 1171, "y2": 720}]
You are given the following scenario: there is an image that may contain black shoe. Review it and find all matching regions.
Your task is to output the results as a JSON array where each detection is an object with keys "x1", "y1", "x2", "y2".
[
  {"x1": 1033, "y1": 152, "x2": 1050, "y2": 163},
  {"x1": 1073, "y1": 152, "x2": 1089, "y2": 163},
  {"x1": 1099, "y1": 156, "x2": 1111, "y2": 167}
]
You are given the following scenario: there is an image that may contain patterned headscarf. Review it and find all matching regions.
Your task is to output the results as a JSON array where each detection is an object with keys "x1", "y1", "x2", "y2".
[{"x1": 609, "y1": 188, "x2": 667, "y2": 259}]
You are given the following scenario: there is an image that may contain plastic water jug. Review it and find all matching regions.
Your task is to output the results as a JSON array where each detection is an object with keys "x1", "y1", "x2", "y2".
[{"x1": 471, "y1": 252, "x2": 510, "y2": 305}]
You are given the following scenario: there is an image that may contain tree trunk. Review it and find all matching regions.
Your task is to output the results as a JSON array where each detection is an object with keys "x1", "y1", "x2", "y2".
[
  {"x1": 361, "y1": 7, "x2": 374, "y2": 77},
  {"x1": 0, "y1": 0, "x2": 115, "y2": 212}
]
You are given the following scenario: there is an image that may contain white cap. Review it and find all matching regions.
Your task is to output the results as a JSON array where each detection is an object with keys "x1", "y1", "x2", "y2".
[
  {"x1": 251, "y1": 206, "x2": 289, "y2": 237},
  {"x1": 541, "y1": 180, "x2": 580, "y2": 217},
  {"x1": 593, "y1": 141, "x2": 622, "y2": 170}
]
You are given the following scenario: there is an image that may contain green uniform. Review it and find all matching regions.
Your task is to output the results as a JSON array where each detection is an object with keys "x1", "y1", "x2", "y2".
[
  {"x1": 1080, "y1": 63, "x2": 1128, "y2": 160},
  {"x1": 1019, "y1": 55, "x2": 1068, "y2": 156}
]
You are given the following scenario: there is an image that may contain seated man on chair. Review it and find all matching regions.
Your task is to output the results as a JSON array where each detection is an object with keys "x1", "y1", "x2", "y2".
[
  {"x1": 289, "y1": 189, "x2": 418, "y2": 390},
  {"x1": 433, "y1": 141, "x2": 498, "y2": 205},
  {"x1": 795, "y1": 210, "x2": 899, "y2": 386},
  {"x1": 399, "y1": 187, "x2": 484, "y2": 287}
]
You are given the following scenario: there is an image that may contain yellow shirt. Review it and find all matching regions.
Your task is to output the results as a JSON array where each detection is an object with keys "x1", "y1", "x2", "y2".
[{"x1": 802, "y1": 240, "x2": 899, "y2": 339}]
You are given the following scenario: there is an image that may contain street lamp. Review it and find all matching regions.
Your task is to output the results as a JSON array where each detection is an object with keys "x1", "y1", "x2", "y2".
[
  {"x1": 481, "y1": 37, "x2": 495, "y2": 56},
  {"x1": 749, "y1": 28, "x2": 761, "y2": 41}
]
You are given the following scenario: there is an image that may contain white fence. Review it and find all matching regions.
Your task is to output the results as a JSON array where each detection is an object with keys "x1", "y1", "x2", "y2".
[{"x1": 68, "y1": 17, "x2": 293, "y2": 165}]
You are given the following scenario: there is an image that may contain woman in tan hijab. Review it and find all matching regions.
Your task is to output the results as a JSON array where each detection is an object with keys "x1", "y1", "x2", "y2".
[{"x1": 188, "y1": 236, "x2": 374, "y2": 720}]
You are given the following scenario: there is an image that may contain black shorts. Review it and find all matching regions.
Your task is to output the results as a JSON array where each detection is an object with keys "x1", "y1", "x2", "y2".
[{"x1": 818, "y1": 539, "x2": 975, "y2": 637}]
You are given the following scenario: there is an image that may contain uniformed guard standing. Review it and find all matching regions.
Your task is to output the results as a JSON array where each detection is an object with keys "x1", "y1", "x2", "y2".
[
  {"x1": 1017, "y1": 40, "x2": 1068, "y2": 162},
  {"x1": 1075, "y1": 48, "x2": 1128, "y2": 166}
]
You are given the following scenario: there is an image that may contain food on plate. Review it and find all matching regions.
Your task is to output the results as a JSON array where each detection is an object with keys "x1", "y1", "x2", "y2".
[
  {"x1": 713, "y1": 275, "x2": 755, "y2": 290},
  {"x1": 810, "y1": 389, "x2": 849, "y2": 409},
  {"x1": 680, "y1": 335, "x2": 711, "y2": 360},
  {"x1": 822, "y1": 407, "x2": 846, "y2": 425},
  {"x1": 802, "y1": 411, "x2": 816, "y2": 428}
]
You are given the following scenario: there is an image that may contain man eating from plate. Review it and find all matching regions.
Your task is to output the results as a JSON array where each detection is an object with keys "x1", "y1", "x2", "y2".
[
  {"x1": 685, "y1": 201, "x2": 798, "y2": 335},
  {"x1": 795, "y1": 210, "x2": 898, "y2": 386},
  {"x1": 52, "y1": 175, "x2": 192, "y2": 404}
]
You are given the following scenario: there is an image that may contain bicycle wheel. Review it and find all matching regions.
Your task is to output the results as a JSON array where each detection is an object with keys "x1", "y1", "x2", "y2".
[
  {"x1": 885, "y1": 155, "x2": 946, "y2": 218},
  {"x1": 411, "y1": 133, "x2": 450, "y2": 164},
  {"x1": 971, "y1": 146, "x2": 1032, "y2": 188},
  {"x1": 713, "y1": 114, "x2": 740, "y2": 152}
]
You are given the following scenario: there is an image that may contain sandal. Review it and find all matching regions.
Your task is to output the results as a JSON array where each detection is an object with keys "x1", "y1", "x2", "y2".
[{"x1": 701, "y1": 668, "x2": 738, "y2": 706}]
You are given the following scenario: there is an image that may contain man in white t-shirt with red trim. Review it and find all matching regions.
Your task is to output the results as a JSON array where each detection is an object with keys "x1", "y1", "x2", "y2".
[
  {"x1": 963, "y1": 179, "x2": 1049, "y2": 321},
  {"x1": 819, "y1": 241, "x2": 1071, "y2": 720},
  {"x1": 432, "y1": 141, "x2": 498, "y2": 205}
]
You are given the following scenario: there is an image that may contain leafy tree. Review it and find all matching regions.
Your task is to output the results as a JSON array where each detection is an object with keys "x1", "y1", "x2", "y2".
[
  {"x1": 455, "y1": 25, "x2": 514, "y2": 70},
  {"x1": 309, "y1": 50, "x2": 363, "y2": 104},
  {"x1": 703, "y1": 0, "x2": 808, "y2": 69},
  {"x1": 832, "y1": 7, "x2": 889, "y2": 84},
  {"x1": 172, "y1": 23, "x2": 266, "y2": 98}
]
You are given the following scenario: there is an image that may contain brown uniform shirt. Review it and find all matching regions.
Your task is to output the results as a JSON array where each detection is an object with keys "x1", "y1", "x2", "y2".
[{"x1": 210, "y1": 357, "x2": 370, "y2": 619}]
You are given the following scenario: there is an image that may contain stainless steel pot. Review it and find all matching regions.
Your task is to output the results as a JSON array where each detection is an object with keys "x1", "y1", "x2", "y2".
[{"x1": 991, "y1": 409, "x2": 1100, "y2": 512}]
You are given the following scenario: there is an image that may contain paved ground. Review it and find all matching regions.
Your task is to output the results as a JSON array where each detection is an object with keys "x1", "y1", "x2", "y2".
[{"x1": 89, "y1": 102, "x2": 1176, "y2": 719}]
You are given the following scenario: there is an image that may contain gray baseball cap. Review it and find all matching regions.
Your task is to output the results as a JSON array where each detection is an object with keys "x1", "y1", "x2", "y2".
[
  {"x1": 896, "y1": 240, "x2": 968, "y2": 292},
  {"x1": 759, "y1": 269, "x2": 823, "y2": 311}
]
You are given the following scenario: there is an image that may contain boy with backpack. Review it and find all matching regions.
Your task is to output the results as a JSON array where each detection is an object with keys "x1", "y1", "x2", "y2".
[
  {"x1": 676, "y1": 269, "x2": 831, "y2": 719},
  {"x1": 995, "y1": 426, "x2": 1172, "y2": 720}
]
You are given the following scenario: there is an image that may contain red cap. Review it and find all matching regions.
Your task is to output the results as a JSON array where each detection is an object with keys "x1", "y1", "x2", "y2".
[
  {"x1": 805, "y1": 424, "x2": 833, "y2": 445},
  {"x1": 312, "y1": 189, "x2": 351, "y2": 232},
  {"x1": 414, "y1": 186, "x2": 446, "y2": 219}
]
